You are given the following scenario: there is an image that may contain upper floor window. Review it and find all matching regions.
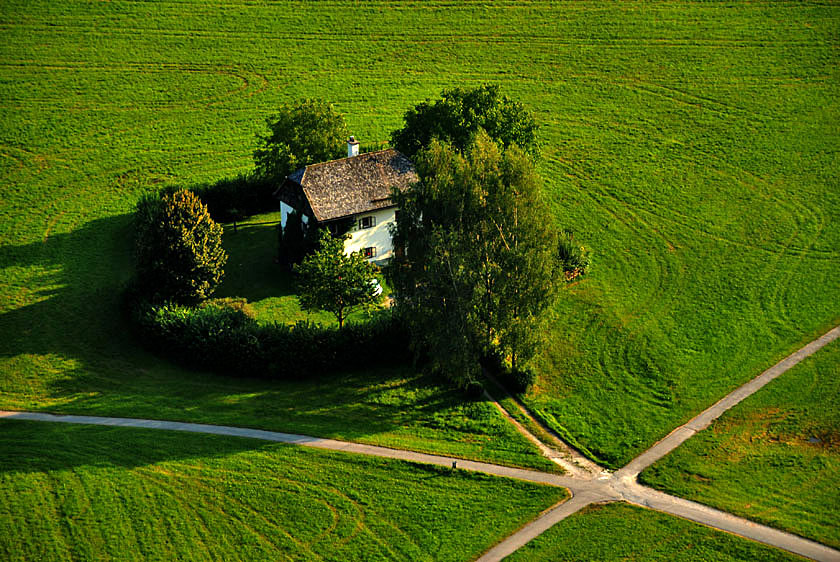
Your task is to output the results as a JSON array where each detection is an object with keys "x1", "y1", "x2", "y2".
[{"x1": 359, "y1": 216, "x2": 376, "y2": 230}]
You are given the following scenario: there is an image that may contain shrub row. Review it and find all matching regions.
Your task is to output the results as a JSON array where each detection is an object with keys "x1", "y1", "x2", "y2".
[
  {"x1": 154, "y1": 173, "x2": 277, "y2": 223},
  {"x1": 129, "y1": 297, "x2": 410, "y2": 379}
]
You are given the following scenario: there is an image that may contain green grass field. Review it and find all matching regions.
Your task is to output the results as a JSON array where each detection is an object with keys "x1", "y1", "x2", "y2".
[
  {"x1": 640, "y1": 340, "x2": 840, "y2": 549},
  {"x1": 506, "y1": 502, "x2": 803, "y2": 561},
  {"x1": 0, "y1": 420, "x2": 566, "y2": 561},
  {"x1": 1, "y1": 0, "x2": 838, "y2": 473}
]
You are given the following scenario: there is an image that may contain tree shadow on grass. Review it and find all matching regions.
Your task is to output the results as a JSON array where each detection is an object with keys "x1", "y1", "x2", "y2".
[
  {"x1": 0, "y1": 418, "x2": 275, "y2": 475},
  {"x1": 0, "y1": 214, "x2": 469, "y2": 449}
]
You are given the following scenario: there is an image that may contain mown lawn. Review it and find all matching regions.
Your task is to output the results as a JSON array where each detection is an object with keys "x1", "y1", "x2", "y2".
[
  {"x1": 640, "y1": 340, "x2": 840, "y2": 549},
  {"x1": 0, "y1": 420, "x2": 566, "y2": 561},
  {"x1": 0, "y1": 1, "x2": 838, "y2": 472},
  {"x1": 215, "y1": 212, "x2": 390, "y2": 326},
  {"x1": 507, "y1": 502, "x2": 803, "y2": 561}
]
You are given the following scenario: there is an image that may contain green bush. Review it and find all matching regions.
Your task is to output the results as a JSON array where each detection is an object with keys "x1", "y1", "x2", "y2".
[
  {"x1": 134, "y1": 189, "x2": 227, "y2": 304},
  {"x1": 480, "y1": 346, "x2": 536, "y2": 395},
  {"x1": 508, "y1": 366, "x2": 537, "y2": 394},
  {"x1": 557, "y1": 230, "x2": 591, "y2": 282},
  {"x1": 157, "y1": 173, "x2": 276, "y2": 223},
  {"x1": 130, "y1": 296, "x2": 409, "y2": 380}
]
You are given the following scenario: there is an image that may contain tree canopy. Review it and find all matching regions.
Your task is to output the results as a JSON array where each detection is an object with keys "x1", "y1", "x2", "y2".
[
  {"x1": 390, "y1": 132, "x2": 558, "y2": 385},
  {"x1": 390, "y1": 84, "x2": 540, "y2": 159},
  {"x1": 254, "y1": 99, "x2": 350, "y2": 182},
  {"x1": 296, "y1": 230, "x2": 380, "y2": 329},
  {"x1": 135, "y1": 189, "x2": 227, "y2": 304}
]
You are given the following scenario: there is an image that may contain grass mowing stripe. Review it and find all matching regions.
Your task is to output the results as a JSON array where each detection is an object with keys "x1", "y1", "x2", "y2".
[
  {"x1": 0, "y1": 420, "x2": 566, "y2": 561},
  {"x1": 1, "y1": 0, "x2": 838, "y2": 471},
  {"x1": 640, "y1": 340, "x2": 840, "y2": 549}
]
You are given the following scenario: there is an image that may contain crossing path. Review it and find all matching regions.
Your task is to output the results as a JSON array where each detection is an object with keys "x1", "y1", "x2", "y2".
[{"x1": 2, "y1": 325, "x2": 839, "y2": 561}]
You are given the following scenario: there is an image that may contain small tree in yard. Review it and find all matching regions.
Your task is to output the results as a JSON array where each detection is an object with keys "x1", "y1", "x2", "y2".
[
  {"x1": 296, "y1": 230, "x2": 379, "y2": 329},
  {"x1": 254, "y1": 99, "x2": 349, "y2": 182},
  {"x1": 135, "y1": 189, "x2": 227, "y2": 304}
]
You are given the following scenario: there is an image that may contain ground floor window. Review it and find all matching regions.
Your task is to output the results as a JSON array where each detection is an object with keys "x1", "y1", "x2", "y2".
[{"x1": 362, "y1": 246, "x2": 376, "y2": 259}]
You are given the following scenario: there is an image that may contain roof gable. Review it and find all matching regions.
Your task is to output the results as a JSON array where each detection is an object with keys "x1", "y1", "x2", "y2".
[{"x1": 292, "y1": 149, "x2": 417, "y2": 222}]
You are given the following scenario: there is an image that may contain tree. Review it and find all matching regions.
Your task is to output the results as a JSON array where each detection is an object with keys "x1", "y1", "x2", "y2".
[
  {"x1": 135, "y1": 189, "x2": 227, "y2": 304},
  {"x1": 296, "y1": 230, "x2": 379, "y2": 329},
  {"x1": 390, "y1": 132, "x2": 558, "y2": 385},
  {"x1": 391, "y1": 84, "x2": 540, "y2": 159},
  {"x1": 254, "y1": 99, "x2": 350, "y2": 182}
]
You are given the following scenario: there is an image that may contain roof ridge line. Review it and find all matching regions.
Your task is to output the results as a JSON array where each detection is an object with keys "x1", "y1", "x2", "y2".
[{"x1": 305, "y1": 147, "x2": 396, "y2": 170}]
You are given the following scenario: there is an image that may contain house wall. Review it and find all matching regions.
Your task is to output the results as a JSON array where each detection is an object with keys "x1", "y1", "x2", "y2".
[{"x1": 344, "y1": 207, "x2": 397, "y2": 262}]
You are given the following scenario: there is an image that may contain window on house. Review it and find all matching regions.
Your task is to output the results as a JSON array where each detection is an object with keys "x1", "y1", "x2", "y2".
[
  {"x1": 359, "y1": 216, "x2": 375, "y2": 229},
  {"x1": 362, "y1": 247, "x2": 376, "y2": 259}
]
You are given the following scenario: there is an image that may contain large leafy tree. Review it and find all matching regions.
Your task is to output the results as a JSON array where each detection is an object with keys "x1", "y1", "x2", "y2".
[
  {"x1": 296, "y1": 230, "x2": 379, "y2": 329},
  {"x1": 391, "y1": 84, "x2": 540, "y2": 159},
  {"x1": 135, "y1": 189, "x2": 227, "y2": 304},
  {"x1": 390, "y1": 132, "x2": 558, "y2": 385},
  {"x1": 254, "y1": 99, "x2": 350, "y2": 182}
]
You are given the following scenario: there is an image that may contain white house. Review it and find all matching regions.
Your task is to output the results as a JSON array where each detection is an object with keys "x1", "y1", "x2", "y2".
[{"x1": 275, "y1": 137, "x2": 418, "y2": 264}]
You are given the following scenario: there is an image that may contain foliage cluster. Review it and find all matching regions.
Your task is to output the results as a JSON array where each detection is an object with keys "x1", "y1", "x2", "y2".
[
  {"x1": 391, "y1": 132, "x2": 559, "y2": 386},
  {"x1": 557, "y1": 230, "x2": 591, "y2": 282},
  {"x1": 296, "y1": 230, "x2": 380, "y2": 328},
  {"x1": 134, "y1": 189, "x2": 227, "y2": 304},
  {"x1": 481, "y1": 346, "x2": 537, "y2": 395},
  {"x1": 180, "y1": 173, "x2": 276, "y2": 223},
  {"x1": 131, "y1": 298, "x2": 409, "y2": 379},
  {"x1": 254, "y1": 99, "x2": 350, "y2": 182},
  {"x1": 391, "y1": 84, "x2": 540, "y2": 159}
]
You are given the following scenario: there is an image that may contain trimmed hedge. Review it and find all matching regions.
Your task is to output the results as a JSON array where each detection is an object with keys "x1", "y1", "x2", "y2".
[
  {"x1": 130, "y1": 297, "x2": 410, "y2": 379},
  {"x1": 154, "y1": 173, "x2": 277, "y2": 223}
]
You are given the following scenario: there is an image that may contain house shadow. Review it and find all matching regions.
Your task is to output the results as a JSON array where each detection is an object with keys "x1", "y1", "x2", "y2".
[
  {"x1": 214, "y1": 218, "x2": 298, "y2": 302},
  {"x1": 0, "y1": 213, "x2": 469, "y2": 469}
]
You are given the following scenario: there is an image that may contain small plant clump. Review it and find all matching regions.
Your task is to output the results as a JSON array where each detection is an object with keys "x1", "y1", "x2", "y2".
[{"x1": 557, "y1": 230, "x2": 591, "y2": 282}]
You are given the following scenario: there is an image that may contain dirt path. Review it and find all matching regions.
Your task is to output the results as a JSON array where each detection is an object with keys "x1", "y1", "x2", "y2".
[
  {"x1": 477, "y1": 324, "x2": 840, "y2": 562},
  {"x1": 2, "y1": 326, "x2": 839, "y2": 561}
]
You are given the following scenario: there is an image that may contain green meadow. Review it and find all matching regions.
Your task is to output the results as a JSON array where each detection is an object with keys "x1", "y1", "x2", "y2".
[
  {"x1": 1, "y1": 0, "x2": 838, "y2": 484},
  {"x1": 506, "y1": 502, "x2": 803, "y2": 561},
  {"x1": 0, "y1": 420, "x2": 565, "y2": 561},
  {"x1": 640, "y1": 339, "x2": 840, "y2": 549}
]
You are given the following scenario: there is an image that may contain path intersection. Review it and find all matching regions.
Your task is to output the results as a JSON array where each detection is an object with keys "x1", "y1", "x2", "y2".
[{"x1": 2, "y1": 325, "x2": 839, "y2": 561}]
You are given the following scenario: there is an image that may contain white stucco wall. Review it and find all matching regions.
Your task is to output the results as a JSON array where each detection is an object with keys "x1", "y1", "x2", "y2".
[
  {"x1": 344, "y1": 207, "x2": 397, "y2": 262},
  {"x1": 279, "y1": 201, "x2": 293, "y2": 228}
]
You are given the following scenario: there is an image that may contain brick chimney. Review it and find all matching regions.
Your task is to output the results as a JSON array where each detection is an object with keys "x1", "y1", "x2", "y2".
[{"x1": 347, "y1": 135, "x2": 360, "y2": 158}]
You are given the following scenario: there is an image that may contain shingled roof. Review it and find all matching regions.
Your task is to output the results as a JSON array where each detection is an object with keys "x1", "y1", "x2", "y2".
[{"x1": 288, "y1": 149, "x2": 418, "y2": 222}]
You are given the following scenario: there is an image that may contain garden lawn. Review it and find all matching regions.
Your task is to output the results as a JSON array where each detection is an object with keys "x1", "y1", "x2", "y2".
[
  {"x1": 1, "y1": 1, "x2": 838, "y2": 472},
  {"x1": 215, "y1": 212, "x2": 390, "y2": 326},
  {"x1": 506, "y1": 502, "x2": 803, "y2": 561},
  {"x1": 640, "y1": 340, "x2": 840, "y2": 549},
  {"x1": 0, "y1": 420, "x2": 566, "y2": 561}
]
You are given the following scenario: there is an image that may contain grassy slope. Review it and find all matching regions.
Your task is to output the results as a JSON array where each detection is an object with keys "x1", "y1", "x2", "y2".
[
  {"x1": 0, "y1": 420, "x2": 566, "y2": 561},
  {"x1": 640, "y1": 340, "x2": 840, "y2": 548},
  {"x1": 506, "y1": 502, "x2": 803, "y2": 561},
  {"x1": 0, "y1": 1, "x2": 838, "y2": 470}
]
